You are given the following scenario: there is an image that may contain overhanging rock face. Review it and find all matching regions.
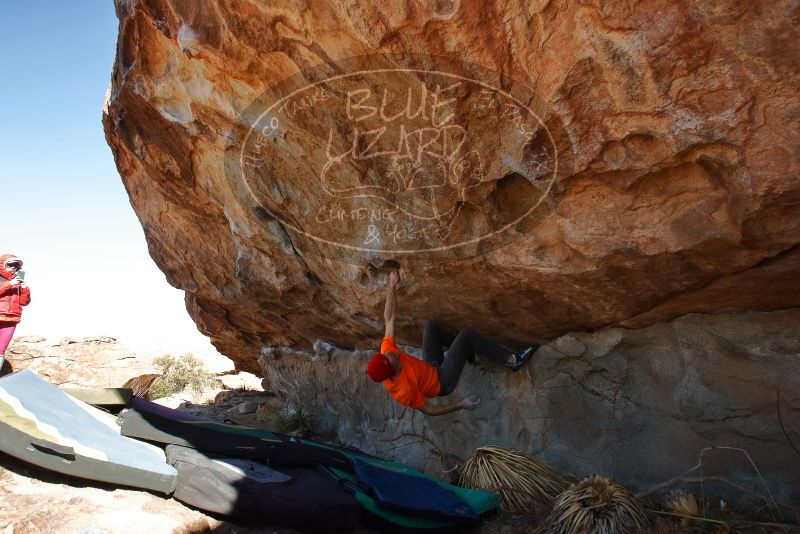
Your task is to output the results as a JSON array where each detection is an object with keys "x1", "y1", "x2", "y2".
[{"x1": 103, "y1": 1, "x2": 800, "y2": 370}]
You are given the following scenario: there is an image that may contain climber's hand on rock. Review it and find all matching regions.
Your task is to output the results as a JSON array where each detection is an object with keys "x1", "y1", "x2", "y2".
[
  {"x1": 388, "y1": 269, "x2": 400, "y2": 289},
  {"x1": 460, "y1": 395, "x2": 481, "y2": 410}
]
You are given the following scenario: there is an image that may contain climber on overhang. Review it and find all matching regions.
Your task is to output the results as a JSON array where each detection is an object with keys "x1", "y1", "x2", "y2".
[{"x1": 365, "y1": 269, "x2": 537, "y2": 416}]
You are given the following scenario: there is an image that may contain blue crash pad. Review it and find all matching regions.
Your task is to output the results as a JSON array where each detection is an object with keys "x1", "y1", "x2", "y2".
[{"x1": 352, "y1": 459, "x2": 479, "y2": 523}]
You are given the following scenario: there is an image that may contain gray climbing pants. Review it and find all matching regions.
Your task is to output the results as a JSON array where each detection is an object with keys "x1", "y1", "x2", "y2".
[{"x1": 423, "y1": 320, "x2": 510, "y2": 396}]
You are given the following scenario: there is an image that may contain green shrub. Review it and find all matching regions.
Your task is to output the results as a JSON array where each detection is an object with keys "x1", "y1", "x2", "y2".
[{"x1": 149, "y1": 354, "x2": 218, "y2": 400}]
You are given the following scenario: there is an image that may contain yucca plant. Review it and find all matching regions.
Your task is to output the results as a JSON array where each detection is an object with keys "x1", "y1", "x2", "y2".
[
  {"x1": 545, "y1": 475, "x2": 649, "y2": 534},
  {"x1": 257, "y1": 400, "x2": 317, "y2": 436},
  {"x1": 459, "y1": 446, "x2": 569, "y2": 515},
  {"x1": 276, "y1": 402, "x2": 316, "y2": 436},
  {"x1": 664, "y1": 489, "x2": 699, "y2": 527}
]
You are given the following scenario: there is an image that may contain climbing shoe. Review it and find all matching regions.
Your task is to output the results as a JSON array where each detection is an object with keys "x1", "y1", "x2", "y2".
[{"x1": 508, "y1": 346, "x2": 537, "y2": 371}]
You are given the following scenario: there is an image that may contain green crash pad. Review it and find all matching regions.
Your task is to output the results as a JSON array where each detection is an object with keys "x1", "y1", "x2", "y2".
[
  {"x1": 325, "y1": 465, "x2": 497, "y2": 530},
  {"x1": 310, "y1": 439, "x2": 497, "y2": 529}
]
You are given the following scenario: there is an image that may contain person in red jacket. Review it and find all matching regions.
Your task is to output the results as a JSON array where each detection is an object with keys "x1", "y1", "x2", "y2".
[{"x1": 0, "y1": 254, "x2": 31, "y2": 371}]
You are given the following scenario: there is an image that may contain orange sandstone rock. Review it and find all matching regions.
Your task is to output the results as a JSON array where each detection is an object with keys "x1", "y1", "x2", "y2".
[{"x1": 104, "y1": 0, "x2": 800, "y2": 371}]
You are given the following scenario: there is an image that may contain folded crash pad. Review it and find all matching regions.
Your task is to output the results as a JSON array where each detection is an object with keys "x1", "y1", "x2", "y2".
[
  {"x1": 129, "y1": 396, "x2": 284, "y2": 441},
  {"x1": 61, "y1": 387, "x2": 133, "y2": 408},
  {"x1": 130, "y1": 396, "x2": 210, "y2": 422},
  {"x1": 165, "y1": 445, "x2": 361, "y2": 530},
  {"x1": 353, "y1": 459, "x2": 478, "y2": 523},
  {"x1": 118, "y1": 406, "x2": 352, "y2": 469},
  {"x1": 130, "y1": 396, "x2": 381, "y2": 460},
  {"x1": 0, "y1": 370, "x2": 176, "y2": 494}
]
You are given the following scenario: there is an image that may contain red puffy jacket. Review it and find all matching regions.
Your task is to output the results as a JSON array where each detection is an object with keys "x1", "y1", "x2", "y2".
[{"x1": 0, "y1": 254, "x2": 31, "y2": 324}]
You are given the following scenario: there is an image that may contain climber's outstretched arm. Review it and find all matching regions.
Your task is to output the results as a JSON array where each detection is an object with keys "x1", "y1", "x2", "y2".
[
  {"x1": 418, "y1": 395, "x2": 481, "y2": 416},
  {"x1": 383, "y1": 270, "x2": 400, "y2": 338}
]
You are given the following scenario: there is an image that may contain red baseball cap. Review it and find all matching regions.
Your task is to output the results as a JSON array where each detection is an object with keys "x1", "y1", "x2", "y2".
[{"x1": 366, "y1": 353, "x2": 395, "y2": 382}]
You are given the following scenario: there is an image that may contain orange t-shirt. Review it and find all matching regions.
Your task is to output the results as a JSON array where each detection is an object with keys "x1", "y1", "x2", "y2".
[{"x1": 381, "y1": 336, "x2": 440, "y2": 409}]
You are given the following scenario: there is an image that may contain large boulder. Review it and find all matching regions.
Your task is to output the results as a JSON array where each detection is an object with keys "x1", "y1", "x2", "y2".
[
  {"x1": 103, "y1": 0, "x2": 800, "y2": 370},
  {"x1": 3, "y1": 336, "x2": 155, "y2": 387},
  {"x1": 100, "y1": 0, "x2": 800, "y2": 515}
]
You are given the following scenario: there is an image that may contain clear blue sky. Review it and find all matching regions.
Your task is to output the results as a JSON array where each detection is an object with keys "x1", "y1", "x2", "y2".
[{"x1": 0, "y1": 2, "x2": 226, "y2": 363}]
